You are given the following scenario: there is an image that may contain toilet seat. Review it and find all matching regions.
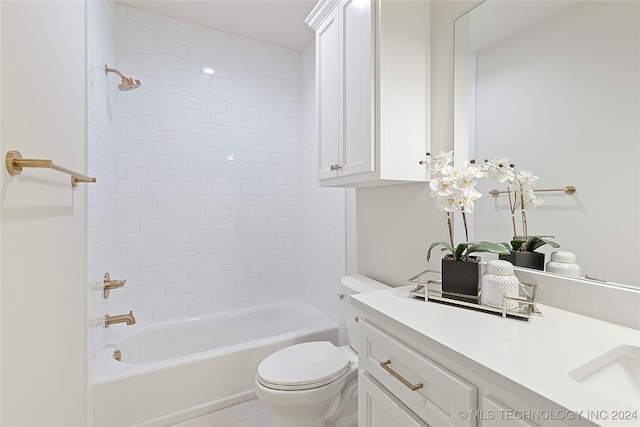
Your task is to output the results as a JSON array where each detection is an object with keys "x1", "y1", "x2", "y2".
[{"x1": 257, "y1": 342, "x2": 351, "y2": 391}]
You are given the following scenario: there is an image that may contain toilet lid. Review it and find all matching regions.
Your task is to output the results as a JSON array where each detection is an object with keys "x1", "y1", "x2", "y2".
[{"x1": 257, "y1": 342, "x2": 351, "y2": 391}]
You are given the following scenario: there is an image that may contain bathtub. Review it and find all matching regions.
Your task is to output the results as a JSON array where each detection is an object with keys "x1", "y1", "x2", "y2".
[{"x1": 91, "y1": 301, "x2": 338, "y2": 426}]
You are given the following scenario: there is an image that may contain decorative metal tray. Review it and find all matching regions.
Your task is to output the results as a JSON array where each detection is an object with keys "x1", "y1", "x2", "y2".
[{"x1": 406, "y1": 269, "x2": 540, "y2": 320}]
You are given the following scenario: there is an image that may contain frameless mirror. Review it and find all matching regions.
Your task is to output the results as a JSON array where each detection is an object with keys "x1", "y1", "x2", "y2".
[{"x1": 454, "y1": 0, "x2": 639, "y2": 287}]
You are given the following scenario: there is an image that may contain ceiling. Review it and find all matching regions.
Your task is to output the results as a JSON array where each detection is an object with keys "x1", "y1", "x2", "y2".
[{"x1": 119, "y1": 0, "x2": 317, "y2": 52}]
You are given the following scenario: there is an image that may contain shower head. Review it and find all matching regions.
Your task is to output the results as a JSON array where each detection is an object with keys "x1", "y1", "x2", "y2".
[
  {"x1": 105, "y1": 65, "x2": 142, "y2": 91},
  {"x1": 118, "y1": 77, "x2": 142, "y2": 91}
]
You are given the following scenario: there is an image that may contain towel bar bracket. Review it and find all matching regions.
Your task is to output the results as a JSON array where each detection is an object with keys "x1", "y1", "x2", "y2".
[{"x1": 6, "y1": 150, "x2": 24, "y2": 176}]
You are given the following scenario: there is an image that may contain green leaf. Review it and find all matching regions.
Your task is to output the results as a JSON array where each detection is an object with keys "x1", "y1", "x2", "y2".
[
  {"x1": 499, "y1": 242, "x2": 511, "y2": 250},
  {"x1": 511, "y1": 235, "x2": 560, "y2": 252},
  {"x1": 467, "y1": 241, "x2": 511, "y2": 258},
  {"x1": 428, "y1": 241, "x2": 511, "y2": 262},
  {"x1": 427, "y1": 241, "x2": 454, "y2": 261},
  {"x1": 511, "y1": 239, "x2": 525, "y2": 251},
  {"x1": 528, "y1": 235, "x2": 560, "y2": 251},
  {"x1": 454, "y1": 242, "x2": 471, "y2": 260}
]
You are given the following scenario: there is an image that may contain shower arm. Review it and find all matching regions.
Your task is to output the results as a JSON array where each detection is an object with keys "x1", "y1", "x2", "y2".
[{"x1": 104, "y1": 65, "x2": 126, "y2": 79}]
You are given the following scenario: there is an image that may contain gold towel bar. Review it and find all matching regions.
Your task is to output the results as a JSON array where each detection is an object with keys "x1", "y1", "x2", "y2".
[
  {"x1": 5, "y1": 150, "x2": 96, "y2": 187},
  {"x1": 489, "y1": 185, "x2": 576, "y2": 196}
]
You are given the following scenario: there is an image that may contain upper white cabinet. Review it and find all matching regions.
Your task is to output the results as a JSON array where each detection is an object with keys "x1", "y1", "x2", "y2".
[{"x1": 306, "y1": 0, "x2": 430, "y2": 187}]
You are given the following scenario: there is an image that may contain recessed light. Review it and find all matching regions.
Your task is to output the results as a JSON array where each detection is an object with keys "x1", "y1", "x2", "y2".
[{"x1": 202, "y1": 67, "x2": 215, "y2": 75}]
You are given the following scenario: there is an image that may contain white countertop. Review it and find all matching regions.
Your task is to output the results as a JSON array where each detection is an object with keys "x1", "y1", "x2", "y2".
[{"x1": 352, "y1": 286, "x2": 640, "y2": 425}]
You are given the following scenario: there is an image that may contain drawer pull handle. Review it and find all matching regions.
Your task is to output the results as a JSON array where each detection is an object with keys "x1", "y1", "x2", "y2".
[{"x1": 380, "y1": 360, "x2": 423, "y2": 391}]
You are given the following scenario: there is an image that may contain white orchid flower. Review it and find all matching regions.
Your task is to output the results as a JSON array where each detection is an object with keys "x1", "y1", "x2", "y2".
[
  {"x1": 440, "y1": 165, "x2": 457, "y2": 178},
  {"x1": 484, "y1": 157, "x2": 515, "y2": 183},
  {"x1": 516, "y1": 169, "x2": 539, "y2": 188},
  {"x1": 461, "y1": 160, "x2": 485, "y2": 178},
  {"x1": 436, "y1": 195, "x2": 460, "y2": 212},
  {"x1": 527, "y1": 198, "x2": 544, "y2": 210},
  {"x1": 521, "y1": 191, "x2": 544, "y2": 210},
  {"x1": 451, "y1": 171, "x2": 479, "y2": 191},
  {"x1": 429, "y1": 177, "x2": 454, "y2": 197},
  {"x1": 459, "y1": 187, "x2": 482, "y2": 213},
  {"x1": 421, "y1": 150, "x2": 453, "y2": 174}
]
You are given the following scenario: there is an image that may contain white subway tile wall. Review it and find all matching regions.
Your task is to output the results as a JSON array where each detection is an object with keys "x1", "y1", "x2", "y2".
[{"x1": 112, "y1": 5, "x2": 345, "y2": 327}]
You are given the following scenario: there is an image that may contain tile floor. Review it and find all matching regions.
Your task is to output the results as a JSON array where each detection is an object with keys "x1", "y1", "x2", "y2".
[{"x1": 171, "y1": 399, "x2": 273, "y2": 427}]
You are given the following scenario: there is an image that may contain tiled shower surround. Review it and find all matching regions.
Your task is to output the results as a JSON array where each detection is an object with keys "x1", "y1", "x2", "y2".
[{"x1": 107, "y1": 5, "x2": 345, "y2": 327}]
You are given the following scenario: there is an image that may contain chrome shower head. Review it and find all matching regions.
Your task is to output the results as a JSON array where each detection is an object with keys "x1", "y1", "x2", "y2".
[{"x1": 105, "y1": 65, "x2": 142, "y2": 91}]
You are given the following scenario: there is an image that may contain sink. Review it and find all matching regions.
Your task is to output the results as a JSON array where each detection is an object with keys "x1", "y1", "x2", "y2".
[{"x1": 569, "y1": 345, "x2": 639, "y2": 408}]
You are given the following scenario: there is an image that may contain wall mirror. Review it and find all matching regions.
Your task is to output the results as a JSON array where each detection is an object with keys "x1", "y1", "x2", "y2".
[{"x1": 454, "y1": 0, "x2": 639, "y2": 287}]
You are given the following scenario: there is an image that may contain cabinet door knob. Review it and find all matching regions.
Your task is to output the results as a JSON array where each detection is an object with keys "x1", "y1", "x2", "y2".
[{"x1": 330, "y1": 164, "x2": 342, "y2": 171}]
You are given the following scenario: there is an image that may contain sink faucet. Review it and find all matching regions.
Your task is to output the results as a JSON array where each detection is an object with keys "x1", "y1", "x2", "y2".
[{"x1": 104, "y1": 311, "x2": 136, "y2": 328}]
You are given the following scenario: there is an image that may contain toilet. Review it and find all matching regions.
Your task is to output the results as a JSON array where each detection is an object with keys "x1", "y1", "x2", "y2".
[{"x1": 254, "y1": 275, "x2": 389, "y2": 427}]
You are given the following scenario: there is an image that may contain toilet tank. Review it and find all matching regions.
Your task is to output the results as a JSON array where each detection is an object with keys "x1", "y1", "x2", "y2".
[{"x1": 340, "y1": 275, "x2": 390, "y2": 353}]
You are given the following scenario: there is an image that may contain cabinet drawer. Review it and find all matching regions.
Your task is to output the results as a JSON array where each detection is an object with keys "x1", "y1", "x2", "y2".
[
  {"x1": 360, "y1": 320, "x2": 477, "y2": 427},
  {"x1": 359, "y1": 372, "x2": 427, "y2": 427}
]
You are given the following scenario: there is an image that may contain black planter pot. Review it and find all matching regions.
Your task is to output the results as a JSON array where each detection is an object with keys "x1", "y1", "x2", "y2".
[
  {"x1": 441, "y1": 255, "x2": 481, "y2": 303},
  {"x1": 499, "y1": 250, "x2": 545, "y2": 270}
]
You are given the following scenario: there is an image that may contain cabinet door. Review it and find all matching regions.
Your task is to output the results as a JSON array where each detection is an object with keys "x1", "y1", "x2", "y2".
[
  {"x1": 359, "y1": 372, "x2": 427, "y2": 427},
  {"x1": 316, "y1": 4, "x2": 342, "y2": 180},
  {"x1": 481, "y1": 396, "x2": 540, "y2": 427},
  {"x1": 341, "y1": 0, "x2": 374, "y2": 176}
]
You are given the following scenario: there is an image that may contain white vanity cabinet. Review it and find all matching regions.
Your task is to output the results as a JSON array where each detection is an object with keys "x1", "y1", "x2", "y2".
[
  {"x1": 352, "y1": 287, "x2": 616, "y2": 427},
  {"x1": 306, "y1": 0, "x2": 430, "y2": 187},
  {"x1": 359, "y1": 319, "x2": 477, "y2": 427},
  {"x1": 357, "y1": 316, "x2": 583, "y2": 427}
]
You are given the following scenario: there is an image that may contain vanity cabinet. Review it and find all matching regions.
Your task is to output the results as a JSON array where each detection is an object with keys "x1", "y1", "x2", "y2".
[
  {"x1": 359, "y1": 319, "x2": 477, "y2": 427},
  {"x1": 306, "y1": 0, "x2": 430, "y2": 187},
  {"x1": 357, "y1": 315, "x2": 582, "y2": 427}
]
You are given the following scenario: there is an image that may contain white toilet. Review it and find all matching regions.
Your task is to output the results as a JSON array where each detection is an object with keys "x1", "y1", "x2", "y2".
[{"x1": 254, "y1": 275, "x2": 389, "y2": 427}]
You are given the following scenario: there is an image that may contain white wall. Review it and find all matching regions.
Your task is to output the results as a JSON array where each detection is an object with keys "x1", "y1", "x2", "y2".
[
  {"x1": 355, "y1": 1, "x2": 482, "y2": 285},
  {"x1": 0, "y1": 1, "x2": 87, "y2": 425}
]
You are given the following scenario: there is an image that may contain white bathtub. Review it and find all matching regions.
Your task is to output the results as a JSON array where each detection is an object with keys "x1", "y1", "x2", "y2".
[{"x1": 91, "y1": 301, "x2": 338, "y2": 426}]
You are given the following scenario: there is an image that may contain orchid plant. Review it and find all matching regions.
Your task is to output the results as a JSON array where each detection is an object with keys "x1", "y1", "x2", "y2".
[
  {"x1": 422, "y1": 151, "x2": 509, "y2": 262},
  {"x1": 482, "y1": 158, "x2": 559, "y2": 252}
]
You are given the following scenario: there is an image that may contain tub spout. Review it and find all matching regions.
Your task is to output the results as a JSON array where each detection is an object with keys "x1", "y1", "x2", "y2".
[{"x1": 105, "y1": 311, "x2": 136, "y2": 328}]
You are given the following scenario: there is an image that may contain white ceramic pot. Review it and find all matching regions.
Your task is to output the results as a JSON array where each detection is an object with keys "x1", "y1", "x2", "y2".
[
  {"x1": 480, "y1": 260, "x2": 520, "y2": 309},
  {"x1": 546, "y1": 251, "x2": 581, "y2": 277}
]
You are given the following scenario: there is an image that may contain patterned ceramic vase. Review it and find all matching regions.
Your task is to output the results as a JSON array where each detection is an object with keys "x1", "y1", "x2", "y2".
[
  {"x1": 480, "y1": 260, "x2": 520, "y2": 309},
  {"x1": 546, "y1": 251, "x2": 581, "y2": 277}
]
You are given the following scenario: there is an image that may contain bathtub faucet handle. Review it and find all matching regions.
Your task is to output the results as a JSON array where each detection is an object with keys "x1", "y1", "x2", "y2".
[{"x1": 103, "y1": 272, "x2": 127, "y2": 298}]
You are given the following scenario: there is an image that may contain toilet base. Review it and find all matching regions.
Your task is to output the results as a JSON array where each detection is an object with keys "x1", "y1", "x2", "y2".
[
  {"x1": 255, "y1": 346, "x2": 359, "y2": 427},
  {"x1": 256, "y1": 373, "x2": 358, "y2": 427},
  {"x1": 256, "y1": 377, "x2": 347, "y2": 427}
]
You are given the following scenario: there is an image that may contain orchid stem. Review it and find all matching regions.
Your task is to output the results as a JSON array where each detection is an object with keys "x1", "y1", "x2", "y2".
[
  {"x1": 507, "y1": 187, "x2": 517, "y2": 240},
  {"x1": 446, "y1": 212, "x2": 454, "y2": 248},
  {"x1": 520, "y1": 191, "x2": 528, "y2": 251},
  {"x1": 461, "y1": 209, "x2": 469, "y2": 242}
]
